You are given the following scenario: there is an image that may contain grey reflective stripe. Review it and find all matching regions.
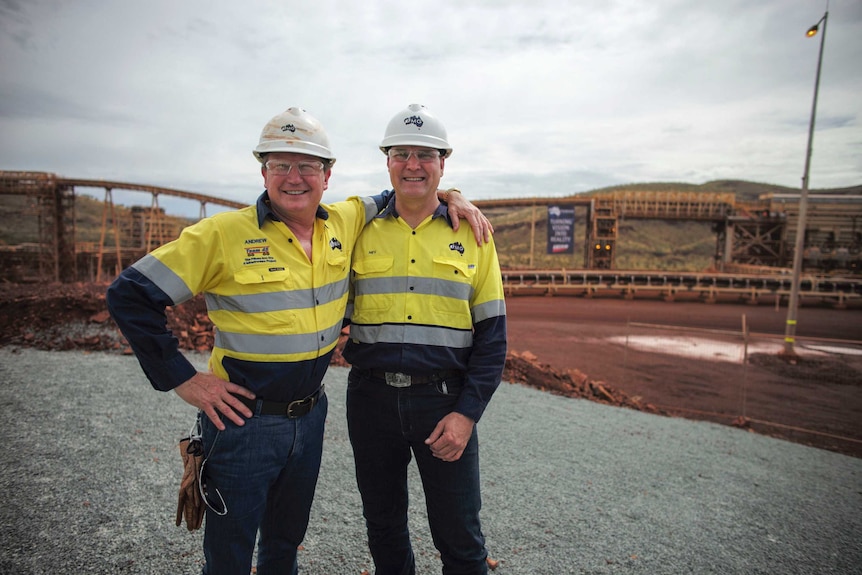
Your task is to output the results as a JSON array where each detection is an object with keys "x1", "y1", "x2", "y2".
[
  {"x1": 205, "y1": 276, "x2": 349, "y2": 313},
  {"x1": 354, "y1": 276, "x2": 470, "y2": 300},
  {"x1": 215, "y1": 321, "x2": 344, "y2": 355},
  {"x1": 410, "y1": 277, "x2": 472, "y2": 299},
  {"x1": 132, "y1": 254, "x2": 193, "y2": 304},
  {"x1": 318, "y1": 275, "x2": 350, "y2": 304},
  {"x1": 361, "y1": 196, "x2": 378, "y2": 224},
  {"x1": 350, "y1": 323, "x2": 473, "y2": 348},
  {"x1": 472, "y1": 298, "x2": 507, "y2": 323}
]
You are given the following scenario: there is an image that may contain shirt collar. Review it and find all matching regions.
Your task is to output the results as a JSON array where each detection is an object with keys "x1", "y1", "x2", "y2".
[
  {"x1": 376, "y1": 193, "x2": 455, "y2": 229},
  {"x1": 256, "y1": 190, "x2": 329, "y2": 229}
]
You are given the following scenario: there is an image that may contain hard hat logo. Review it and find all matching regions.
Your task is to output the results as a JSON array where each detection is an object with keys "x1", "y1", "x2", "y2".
[
  {"x1": 404, "y1": 115, "x2": 425, "y2": 129},
  {"x1": 281, "y1": 124, "x2": 297, "y2": 133}
]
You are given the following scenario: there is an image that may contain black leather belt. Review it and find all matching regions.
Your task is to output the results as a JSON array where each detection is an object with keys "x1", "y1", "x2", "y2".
[
  {"x1": 233, "y1": 386, "x2": 324, "y2": 418},
  {"x1": 363, "y1": 369, "x2": 464, "y2": 388}
]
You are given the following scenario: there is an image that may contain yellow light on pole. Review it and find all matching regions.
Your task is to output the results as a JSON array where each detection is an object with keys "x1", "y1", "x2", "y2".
[{"x1": 783, "y1": 8, "x2": 829, "y2": 357}]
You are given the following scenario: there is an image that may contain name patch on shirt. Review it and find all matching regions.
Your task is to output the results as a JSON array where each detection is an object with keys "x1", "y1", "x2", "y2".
[{"x1": 243, "y1": 239, "x2": 277, "y2": 265}]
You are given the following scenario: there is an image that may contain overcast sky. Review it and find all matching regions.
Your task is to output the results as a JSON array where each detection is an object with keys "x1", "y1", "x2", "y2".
[{"x1": 2, "y1": 0, "x2": 860, "y2": 217}]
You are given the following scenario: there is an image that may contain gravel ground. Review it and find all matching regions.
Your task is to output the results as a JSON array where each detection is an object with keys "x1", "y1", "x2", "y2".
[{"x1": 0, "y1": 347, "x2": 860, "y2": 575}]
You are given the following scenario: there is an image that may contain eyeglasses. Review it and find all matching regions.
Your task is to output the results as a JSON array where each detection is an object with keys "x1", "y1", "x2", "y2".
[
  {"x1": 387, "y1": 148, "x2": 441, "y2": 163},
  {"x1": 265, "y1": 160, "x2": 325, "y2": 176}
]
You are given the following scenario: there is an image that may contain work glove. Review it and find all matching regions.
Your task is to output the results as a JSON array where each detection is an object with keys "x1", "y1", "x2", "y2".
[{"x1": 175, "y1": 436, "x2": 205, "y2": 531}]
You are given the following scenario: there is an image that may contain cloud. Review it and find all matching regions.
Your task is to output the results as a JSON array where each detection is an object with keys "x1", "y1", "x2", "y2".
[{"x1": 0, "y1": 0, "x2": 860, "y2": 217}]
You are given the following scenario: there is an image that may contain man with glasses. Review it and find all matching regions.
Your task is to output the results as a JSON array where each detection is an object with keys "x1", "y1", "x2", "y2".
[
  {"x1": 344, "y1": 104, "x2": 507, "y2": 574},
  {"x1": 106, "y1": 106, "x2": 491, "y2": 575}
]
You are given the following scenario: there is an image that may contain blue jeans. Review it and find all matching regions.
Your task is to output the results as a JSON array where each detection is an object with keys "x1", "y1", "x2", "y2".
[
  {"x1": 199, "y1": 392, "x2": 328, "y2": 575},
  {"x1": 346, "y1": 369, "x2": 488, "y2": 575}
]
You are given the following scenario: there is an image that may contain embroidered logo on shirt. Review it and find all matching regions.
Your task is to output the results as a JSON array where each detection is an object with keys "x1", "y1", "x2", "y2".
[
  {"x1": 329, "y1": 237, "x2": 343, "y2": 251},
  {"x1": 449, "y1": 241, "x2": 465, "y2": 255},
  {"x1": 246, "y1": 246, "x2": 270, "y2": 257}
]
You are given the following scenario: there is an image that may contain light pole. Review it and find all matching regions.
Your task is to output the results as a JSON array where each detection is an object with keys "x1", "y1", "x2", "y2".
[{"x1": 783, "y1": 8, "x2": 829, "y2": 357}]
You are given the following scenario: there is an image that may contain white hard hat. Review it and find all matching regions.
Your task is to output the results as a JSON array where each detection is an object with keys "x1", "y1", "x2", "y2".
[
  {"x1": 379, "y1": 103, "x2": 452, "y2": 158},
  {"x1": 253, "y1": 107, "x2": 336, "y2": 165}
]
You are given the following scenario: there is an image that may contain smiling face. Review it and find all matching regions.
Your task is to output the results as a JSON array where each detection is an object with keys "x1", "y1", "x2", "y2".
[
  {"x1": 386, "y1": 146, "x2": 445, "y2": 205},
  {"x1": 261, "y1": 151, "x2": 331, "y2": 225}
]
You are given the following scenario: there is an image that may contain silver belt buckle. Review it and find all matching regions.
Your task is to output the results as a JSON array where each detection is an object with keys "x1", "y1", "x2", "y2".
[{"x1": 385, "y1": 372, "x2": 412, "y2": 387}]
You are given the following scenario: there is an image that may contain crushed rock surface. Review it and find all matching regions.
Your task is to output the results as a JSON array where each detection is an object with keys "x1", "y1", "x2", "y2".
[{"x1": 1, "y1": 347, "x2": 860, "y2": 574}]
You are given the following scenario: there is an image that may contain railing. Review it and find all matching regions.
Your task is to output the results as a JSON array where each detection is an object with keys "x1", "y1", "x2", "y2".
[{"x1": 502, "y1": 269, "x2": 862, "y2": 306}]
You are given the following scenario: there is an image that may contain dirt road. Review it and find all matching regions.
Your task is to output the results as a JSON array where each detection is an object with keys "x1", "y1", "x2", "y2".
[{"x1": 504, "y1": 296, "x2": 862, "y2": 458}]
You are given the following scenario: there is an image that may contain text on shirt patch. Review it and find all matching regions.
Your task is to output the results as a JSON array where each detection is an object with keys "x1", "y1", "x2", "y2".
[
  {"x1": 242, "y1": 240, "x2": 277, "y2": 265},
  {"x1": 246, "y1": 246, "x2": 270, "y2": 257},
  {"x1": 449, "y1": 242, "x2": 465, "y2": 255}
]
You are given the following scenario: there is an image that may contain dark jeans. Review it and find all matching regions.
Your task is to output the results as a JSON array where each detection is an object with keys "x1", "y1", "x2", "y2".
[
  {"x1": 199, "y1": 392, "x2": 328, "y2": 575},
  {"x1": 346, "y1": 369, "x2": 488, "y2": 575}
]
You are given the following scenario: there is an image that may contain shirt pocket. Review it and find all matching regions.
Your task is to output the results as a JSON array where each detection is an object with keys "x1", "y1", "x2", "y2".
[
  {"x1": 432, "y1": 257, "x2": 475, "y2": 281},
  {"x1": 351, "y1": 255, "x2": 394, "y2": 315},
  {"x1": 228, "y1": 267, "x2": 296, "y2": 329},
  {"x1": 326, "y1": 253, "x2": 349, "y2": 275},
  {"x1": 431, "y1": 256, "x2": 476, "y2": 328},
  {"x1": 233, "y1": 267, "x2": 292, "y2": 287},
  {"x1": 430, "y1": 257, "x2": 475, "y2": 323}
]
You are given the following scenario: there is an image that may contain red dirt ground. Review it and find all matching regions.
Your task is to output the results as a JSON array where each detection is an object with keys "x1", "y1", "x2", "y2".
[{"x1": 1, "y1": 282, "x2": 860, "y2": 458}]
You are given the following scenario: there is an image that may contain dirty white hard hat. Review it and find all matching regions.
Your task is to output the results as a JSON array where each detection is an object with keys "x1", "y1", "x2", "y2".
[
  {"x1": 253, "y1": 107, "x2": 336, "y2": 165},
  {"x1": 379, "y1": 103, "x2": 452, "y2": 158}
]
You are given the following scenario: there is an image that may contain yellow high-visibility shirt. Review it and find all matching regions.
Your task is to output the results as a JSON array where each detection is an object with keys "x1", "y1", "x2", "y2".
[
  {"x1": 113, "y1": 193, "x2": 378, "y2": 402},
  {"x1": 344, "y1": 200, "x2": 507, "y2": 421}
]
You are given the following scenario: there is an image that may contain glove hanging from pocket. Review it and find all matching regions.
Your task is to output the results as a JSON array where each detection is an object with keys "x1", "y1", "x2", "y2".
[{"x1": 175, "y1": 436, "x2": 205, "y2": 531}]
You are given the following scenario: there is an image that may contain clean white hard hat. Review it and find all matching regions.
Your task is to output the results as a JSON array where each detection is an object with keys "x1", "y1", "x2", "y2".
[
  {"x1": 253, "y1": 107, "x2": 336, "y2": 165},
  {"x1": 379, "y1": 103, "x2": 452, "y2": 158}
]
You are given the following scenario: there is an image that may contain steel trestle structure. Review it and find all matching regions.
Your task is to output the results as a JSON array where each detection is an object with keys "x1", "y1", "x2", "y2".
[{"x1": 1, "y1": 171, "x2": 860, "y2": 302}]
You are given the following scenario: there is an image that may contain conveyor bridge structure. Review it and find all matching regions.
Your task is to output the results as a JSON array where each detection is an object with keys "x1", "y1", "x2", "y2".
[
  {"x1": 0, "y1": 171, "x2": 243, "y2": 282},
  {"x1": 476, "y1": 188, "x2": 861, "y2": 272},
  {"x1": 1, "y1": 171, "x2": 860, "y2": 292},
  {"x1": 501, "y1": 268, "x2": 861, "y2": 307}
]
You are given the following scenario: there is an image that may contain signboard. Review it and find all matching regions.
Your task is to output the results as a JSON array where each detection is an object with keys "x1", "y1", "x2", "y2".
[{"x1": 547, "y1": 205, "x2": 575, "y2": 254}]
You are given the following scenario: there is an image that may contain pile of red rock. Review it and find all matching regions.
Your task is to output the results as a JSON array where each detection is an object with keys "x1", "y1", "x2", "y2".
[{"x1": 504, "y1": 350, "x2": 660, "y2": 414}]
